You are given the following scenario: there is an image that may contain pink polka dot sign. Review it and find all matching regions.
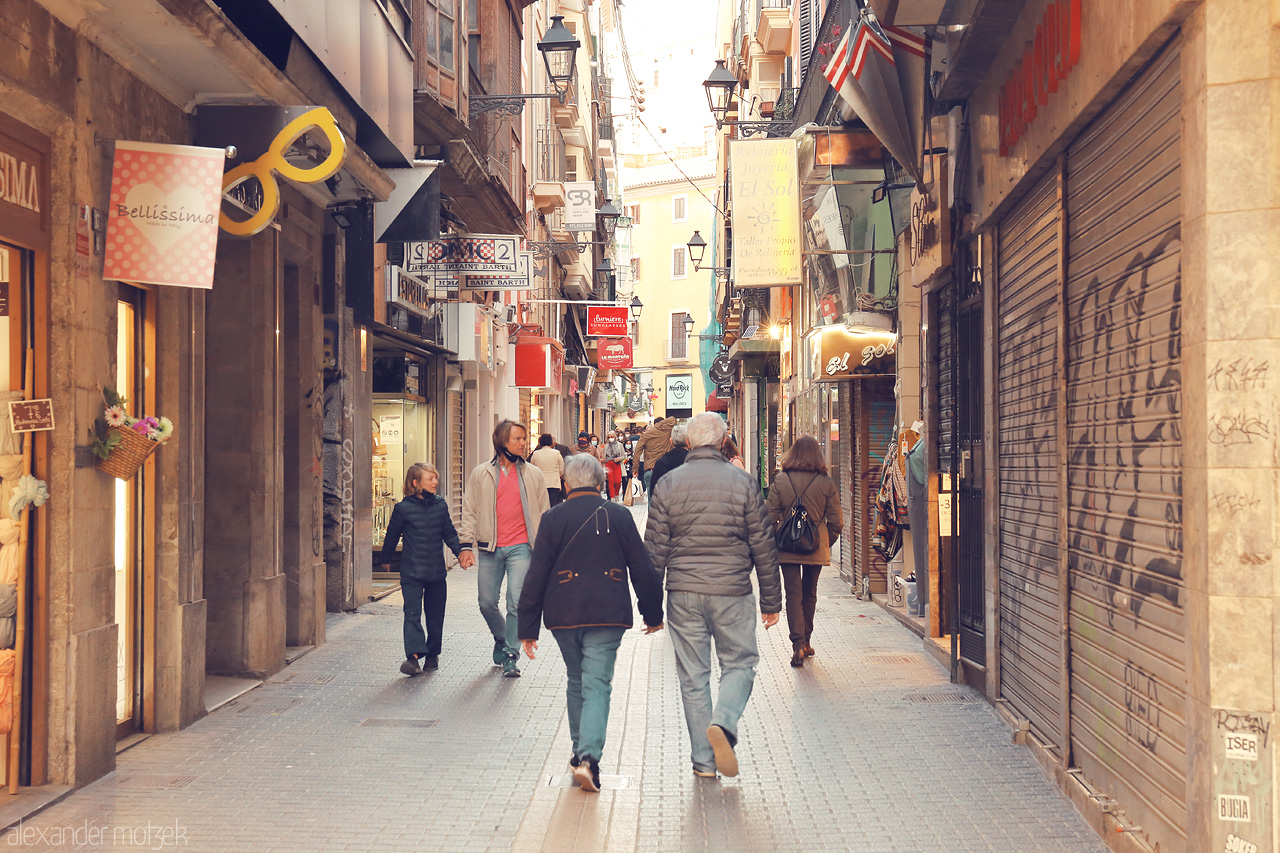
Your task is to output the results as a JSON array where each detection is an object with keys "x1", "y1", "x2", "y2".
[{"x1": 104, "y1": 141, "x2": 225, "y2": 289}]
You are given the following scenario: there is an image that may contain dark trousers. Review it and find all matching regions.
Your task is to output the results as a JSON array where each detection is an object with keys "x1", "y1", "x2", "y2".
[
  {"x1": 548, "y1": 487, "x2": 564, "y2": 506},
  {"x1": 781, "y1": 564, "x2": 822, "y2": 647},
  {"x1": 402, "y1": 577, "x2": 447, "y2": 658}
]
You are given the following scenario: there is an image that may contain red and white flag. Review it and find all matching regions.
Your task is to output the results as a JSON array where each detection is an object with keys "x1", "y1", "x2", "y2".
[{"x1": 822, "y1": 18, "x2": 929, "y2": 183}]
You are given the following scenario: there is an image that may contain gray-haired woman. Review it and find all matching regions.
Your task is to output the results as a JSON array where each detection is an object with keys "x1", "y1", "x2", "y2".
[{"x1": 518, "y1": 454, "x2": 665, "y2": 792}]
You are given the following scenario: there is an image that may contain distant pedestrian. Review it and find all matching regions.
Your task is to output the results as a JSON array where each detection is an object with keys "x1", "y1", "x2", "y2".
[
  {"x1": 380, "y1": 463, "x2": 462, "y2": 676},
  {"x1": 459, "y1": 419, "x2": 551, "y2": 677},
  {"x1": 720, "y1": 435, "x2": 746, "y2": 471},
  {"x1": 519, "y1": 454, "x2": 664, "y2": 792},
  {"x1": 632, "y1": 416, "x2": 676, "y2": 494},
  {"x1": 647, "y1": 422, "x2": 689, "y2": 499},
  {"x1": 601, "y1": 430, "x2": 626, "y2": 500},
  {"x1": 644, "y1": 413, "x2": 781, "y2": 778},
  {"x1": 530, "y1": 433, "x2": 566, "y2": 506},
  {"x1": 767, "y1": 435, "x2": 843, "y2": 667}
]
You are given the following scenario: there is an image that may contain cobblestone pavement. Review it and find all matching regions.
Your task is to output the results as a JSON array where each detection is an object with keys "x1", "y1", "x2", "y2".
[{"x1": 8, "y1": 503, "x2": 1105, "y2": 852}]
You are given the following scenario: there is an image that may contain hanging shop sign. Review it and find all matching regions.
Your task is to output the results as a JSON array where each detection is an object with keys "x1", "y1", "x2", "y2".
[
  {"x1": 563, "y1": 182, "x2": 596, "y2": 230},
  {"x1": 463, "y1": 250, "x2": 532, "y2": 291},
  {"x1": 815, "y1": 326, "x2": 897, "y2": 381},
  {"x1": 665, "y1": 373, "x2": 694, "y2": 417},
  {"x1": 998, "y1": 0, "x2": 1082, "y2": 156},
  {"x1": 103, "y1": 141, "x2": 226, "y2": 289},
  {"x1": 0, "y1": 112, "x2": 50, "y2": 246},
  {"x1": 8, "y1": 399, "x2": 54, "y2": 433},
  {"x1": 195, "y1": 106, "x2": 347, "y2": 237},
  {"x1": 405, "y1": 234, "x2": 519, "y2": 273},
  {"x1": 586, "y1": 305, "x2": 630, "y2": 337},
  {"x1": 729, "y1": 138, "x2": 802, "y2": 288},
  {"x1": 596, "y1": 336, "x2": 633, "y2": 369},
  {"x1": 387, "y1": 265, "x2": 454, "y2": 318},
  {"x1": 513, "y1": 336, "x2": 564, "y2": 392}
]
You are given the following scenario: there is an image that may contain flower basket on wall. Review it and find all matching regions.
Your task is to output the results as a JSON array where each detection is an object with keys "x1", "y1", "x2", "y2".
[{"x1": 96, "y1": 426, "x2": 161, "y2": 481}]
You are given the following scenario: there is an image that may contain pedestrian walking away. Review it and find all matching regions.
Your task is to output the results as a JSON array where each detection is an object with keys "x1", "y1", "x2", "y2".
[
  {"x1": 632, "y1": 416, "x2": 675, "y2": 495},
  {"x1": 644, "y1": 412, "x2": 781, "y2": 778},
  {"x1": 380, "y1": 463, "x2": 462, "y2": 676},
  {"x1": 647, "y1": 422, "x2": 689, "y2": 500},
  {"x1": 530, "y1": 433, "x2": 566, "y2": 506},
  {"x1": 518, "y1": 454, "x2": 664, "y2": 792},
  {"x1": 767, "y1": 435, "x2": 843, "y2": 667},
  {"x1": 459, "y1": 419, "x2": 551, "y2": 677}
]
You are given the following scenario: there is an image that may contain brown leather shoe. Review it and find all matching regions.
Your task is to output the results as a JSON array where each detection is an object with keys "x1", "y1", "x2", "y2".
[
  {"x1": 791, "y1": 649, "x2": 805, "y2": 667},
  {"x1": 803, "y1": 643, "x2": 815, "y2": 657}
]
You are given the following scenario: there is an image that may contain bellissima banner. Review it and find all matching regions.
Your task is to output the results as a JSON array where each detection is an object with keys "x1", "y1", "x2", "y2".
[
  {"x1": 104, "y1": 141, "x2": 225, "y2": 288},
  {"x1": 729, "y1": 138, "x2": 802, "y2": 287}
]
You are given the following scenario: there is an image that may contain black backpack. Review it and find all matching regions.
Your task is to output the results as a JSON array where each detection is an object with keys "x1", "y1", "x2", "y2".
[{"x1": 775, "y1": 473, "x2": 820, "y2": 555}]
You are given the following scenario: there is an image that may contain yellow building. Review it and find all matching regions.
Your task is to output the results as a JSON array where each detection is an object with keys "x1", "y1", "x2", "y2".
[{"x1": 621, "y1": 153, "x2": 718, "y2": 420}]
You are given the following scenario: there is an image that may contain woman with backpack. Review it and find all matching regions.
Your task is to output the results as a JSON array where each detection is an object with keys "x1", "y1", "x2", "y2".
[{"x1": 767, "y1": 435, "x2": 843, "y2": 668}]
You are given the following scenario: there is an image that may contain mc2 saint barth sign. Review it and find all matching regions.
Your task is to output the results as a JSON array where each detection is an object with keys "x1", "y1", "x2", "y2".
[{"x1": 729, "y1": 138, "x2": 802, "y2": 288}]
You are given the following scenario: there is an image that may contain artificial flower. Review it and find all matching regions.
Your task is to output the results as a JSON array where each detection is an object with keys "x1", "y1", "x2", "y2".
[
  {"x1": 9, "y1": 474, "x2": 49, "y2": 520},
  {"x1": 131, "y1": 417, "x2": 158, "y2": 436},
  {"x1": 153, "y1": 416, "x2": 175, "y2": 442},
  {"x1": 104, "y1": 406, "x2": 128, "y2": 428}
]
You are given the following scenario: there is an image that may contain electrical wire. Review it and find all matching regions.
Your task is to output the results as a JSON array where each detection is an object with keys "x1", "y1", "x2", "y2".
[{"x1": 630, "y1": 110, "x2": 727, "y2": 218}]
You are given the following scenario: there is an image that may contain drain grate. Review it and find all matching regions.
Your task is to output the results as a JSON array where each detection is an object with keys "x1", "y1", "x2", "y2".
[
  {"x1": 867, "y1": 653, "x2": 925, "y2": 665},
  {"x1": 546, "y1": 773, "x2": 634, "y2": 790},
  {"x1": 904, "y1": 691, "x2": 979, "y2": 705},
  {"x1": 360, "y1": 718, "x2": 439, "y2": 728},
  {"x1": 233, "y1": 696, "x2": 304, "y2": 716},
  {"x1": 118, "y1": 774, "x2": 198, "y2": 790},
  {"x1": 276, "y1": 672, "x2": 335, "y2": 685}
]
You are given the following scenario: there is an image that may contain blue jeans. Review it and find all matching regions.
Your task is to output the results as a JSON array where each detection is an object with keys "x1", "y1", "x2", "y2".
[
  {"x1": 551, "y1": 626, "x2": 626, "y2": 762},
  {"x1": 477, "y1": 544, "x2": 532, "y2": 657},
  {"x1": 667, "y1": 590, "x2": 760, "y2": 773},
  {"x1": 643, "y1": 468, "x2": 653, "y2": 494}
]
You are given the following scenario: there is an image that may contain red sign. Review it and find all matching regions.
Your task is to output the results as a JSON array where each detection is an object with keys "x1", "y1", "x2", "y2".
[
  {"x1": 586, "y1": 305, "x2": 630, "y2": 337},
  {"x1": 596, "y1": 336, "x2": 633, "y2": 369},
  {"x1": 998, "y1": 0, "x2": 1081, "y2": 157},
  {"x1": 514, "y1": 336, "x2": 565, "y2": 392}
]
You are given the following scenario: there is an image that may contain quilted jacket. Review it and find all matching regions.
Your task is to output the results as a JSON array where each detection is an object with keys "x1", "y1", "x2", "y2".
[
  {"x1": 643, "y1": 447, "x2": 782, "y2": 612},
  {"x1": 379, "y1": 491, "x2": 462, "y2": 583}
]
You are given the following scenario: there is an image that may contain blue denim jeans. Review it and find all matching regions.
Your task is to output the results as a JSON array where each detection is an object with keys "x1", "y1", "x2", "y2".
[
  {"x1": 477, "y1": 544, "x2": 532, "y2": 657},
  {"x1": 551, "y1": 626, "x2": 626, "y2": 762},
  {"x1": 642, "y1": 468, "x2": 653, "y2": 494},
  {"x1": 667, "y1": 590, "x2": 760, "y2": 773}
]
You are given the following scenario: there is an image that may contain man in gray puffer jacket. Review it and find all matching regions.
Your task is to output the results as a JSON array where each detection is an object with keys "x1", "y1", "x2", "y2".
[{"x1": 644, "y1": 412, "x2": 781, "y2": 779}]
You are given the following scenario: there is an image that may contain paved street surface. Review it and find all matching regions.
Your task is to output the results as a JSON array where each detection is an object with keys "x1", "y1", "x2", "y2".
[{"x1": 8, "y1": 504, "x2": 1105, "y2": 852}]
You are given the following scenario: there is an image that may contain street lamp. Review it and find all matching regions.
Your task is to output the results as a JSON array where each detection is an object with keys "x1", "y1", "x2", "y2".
[
  {"x1": 629, "y1": 295, "x2": 644, "y2": 321},
  {"x1": 597, "y1": 197, "x2": 622, "y2": 241},
  {"x1": 686, "y1": 230, "x2": 730, "y2": 276},
  {"x1": 682, "y1": 313, "x2": 695, "y2": 337},
  {"x1": 702, "y1": 60, "x2": 737, "y2": 129},
  {"x1": 471, "y1": 15, "x2": 581, "y2": 117}
]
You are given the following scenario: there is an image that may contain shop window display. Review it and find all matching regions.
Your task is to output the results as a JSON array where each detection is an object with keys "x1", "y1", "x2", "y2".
[{"x1": 372, "y1": 397, "x2": 433, "y2": 549}]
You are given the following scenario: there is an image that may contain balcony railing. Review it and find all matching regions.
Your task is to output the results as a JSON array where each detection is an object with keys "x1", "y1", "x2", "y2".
[{"x1": 536, "y1": 125, "x2": 566, "y2": 183}]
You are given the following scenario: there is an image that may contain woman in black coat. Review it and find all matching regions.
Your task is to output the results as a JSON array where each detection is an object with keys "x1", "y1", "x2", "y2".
[
  {"x1": 518, "y1": 454, "x2": 664, "y2": 792},
  {"x1": 380, "y1": 463, "x2": 462, "y2": 676}
]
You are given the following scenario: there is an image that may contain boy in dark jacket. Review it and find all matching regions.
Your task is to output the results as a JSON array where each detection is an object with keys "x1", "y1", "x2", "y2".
[
  {"x1": 518, "y1": 454, "x2": 664, "y2": 792},
  {"x1": 381, "y1": 463, "x2": 462, "y2": 676}
]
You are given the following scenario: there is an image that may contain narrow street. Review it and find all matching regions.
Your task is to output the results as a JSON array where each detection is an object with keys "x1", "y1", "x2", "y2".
[{"x1": 10, "y1": 505, "x2": 1105, "y2": 853}]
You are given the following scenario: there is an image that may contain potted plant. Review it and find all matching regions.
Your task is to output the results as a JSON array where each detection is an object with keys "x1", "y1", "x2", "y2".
[{"x1": 89, "y1": 388, "x2": 174, "y2": 480}]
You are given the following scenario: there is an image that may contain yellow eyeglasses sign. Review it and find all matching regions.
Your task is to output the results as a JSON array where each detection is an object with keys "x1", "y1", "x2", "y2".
[{"x1": 219, "y1": 107, "x2": 348, "y2": 237}]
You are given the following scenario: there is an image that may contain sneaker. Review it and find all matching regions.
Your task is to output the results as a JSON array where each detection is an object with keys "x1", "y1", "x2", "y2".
[
  {"x1": 692, "y1": 767, "x2": 718, "y2": 778},
  {"x1": 573, "y1": 758, "x2": 601, "y2": 793},
  {"x1": 399, "y1": 657, "x2": 422, "y2": 677},
  {"x1": 706, "y1": 725, "x2": 738, "y2": 777},
  {"x1": 493, "y1": 641, "x2": 506, "y2": 666},
  {"x1": 502, "y1": 655, "x2": 521, "y2": 678},
  {"x1": 423, "y1": 654, "x2": 439, "y2": 670}
]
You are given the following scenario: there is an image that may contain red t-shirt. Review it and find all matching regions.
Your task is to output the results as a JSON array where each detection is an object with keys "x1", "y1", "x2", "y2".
[{"x1": 494, "y1": 463, "x2": 529, "y2": 547}]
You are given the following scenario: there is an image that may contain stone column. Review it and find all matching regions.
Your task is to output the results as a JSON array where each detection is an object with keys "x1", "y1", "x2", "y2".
[
  {"x1": 1182, "y1": 3, "x2": 1279, "y2": 850},
  {"x1": 203, "y1": 232, "x2": 285, "y2": 678}
]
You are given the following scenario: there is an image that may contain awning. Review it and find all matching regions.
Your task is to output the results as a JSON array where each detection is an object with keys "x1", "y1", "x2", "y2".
[
  {"x1": 706, "y1": 393, "x2": 729, "y2": 413},
  {"x1": 728, "y1": 338, "x2": 781, "y2": 361},
  {"x1": 368, "y1": 321, "x2": 455, "y2": 358},
  {"x1": 375, "y1": 162, "x2": 442, "y2": 242}
]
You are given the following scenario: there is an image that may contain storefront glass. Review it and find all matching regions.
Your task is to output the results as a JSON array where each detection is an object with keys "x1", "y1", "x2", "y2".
[{"x1": 372, "y1": 397, "x2": 433, "y2": 548}]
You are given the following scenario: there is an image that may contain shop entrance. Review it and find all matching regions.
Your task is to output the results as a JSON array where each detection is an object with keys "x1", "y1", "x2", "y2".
[{"x1": 115, "y1": 285, "x2": 153, "y2": 737}]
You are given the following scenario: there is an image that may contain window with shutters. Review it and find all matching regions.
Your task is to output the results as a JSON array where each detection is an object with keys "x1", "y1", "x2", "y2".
[
  {"x1": 423, "y1": 0, "x2": 456, "y2": 72},
  {"x1": 672, "y1": 194, "x2": 687, "y2": 223},
  {"x1": 468, "y1": 0, "x2": 479, "y2": 76},
  {"x1": 669, "y1": 311, "x2": 688, "y2": 360},
  {"x1": 630, "y1": 257, "x2": 641, "y2": 282},
  {"x1": 671, "y1": 246, "x2": 687, "y2": 279},
  {"x1": 798, "y1": 0, "x2": 813, "y2": 78}
]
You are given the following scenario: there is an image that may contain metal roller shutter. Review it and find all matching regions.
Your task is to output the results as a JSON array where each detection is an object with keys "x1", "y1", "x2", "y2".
[
  {"x1": 865, "y1": 387, "x2": 896, "y2": 594},
  {"x1": 851, "y1": 383, "x2": 867, "y2": 593},
  {"x1": 997, "y1": 169, "x2": 1065, "y2": 752},
  {"x1": 937, "y1": 285, "x2": 956, "y2": 472},
  {"x1": 1065, "y1": 42, "x2": 1185, "y2": 852},
  {"x1": 838, "y1": 388, "x2": 855, "y2": 589},
  {"x1": 449, "y1": 389, "x2": 464, "y2": 519}
]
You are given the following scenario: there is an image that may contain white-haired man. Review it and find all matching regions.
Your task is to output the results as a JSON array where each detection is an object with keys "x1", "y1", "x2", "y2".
[{"x1": 643, "y1": 412, "x2": 781, "y2": 778}]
